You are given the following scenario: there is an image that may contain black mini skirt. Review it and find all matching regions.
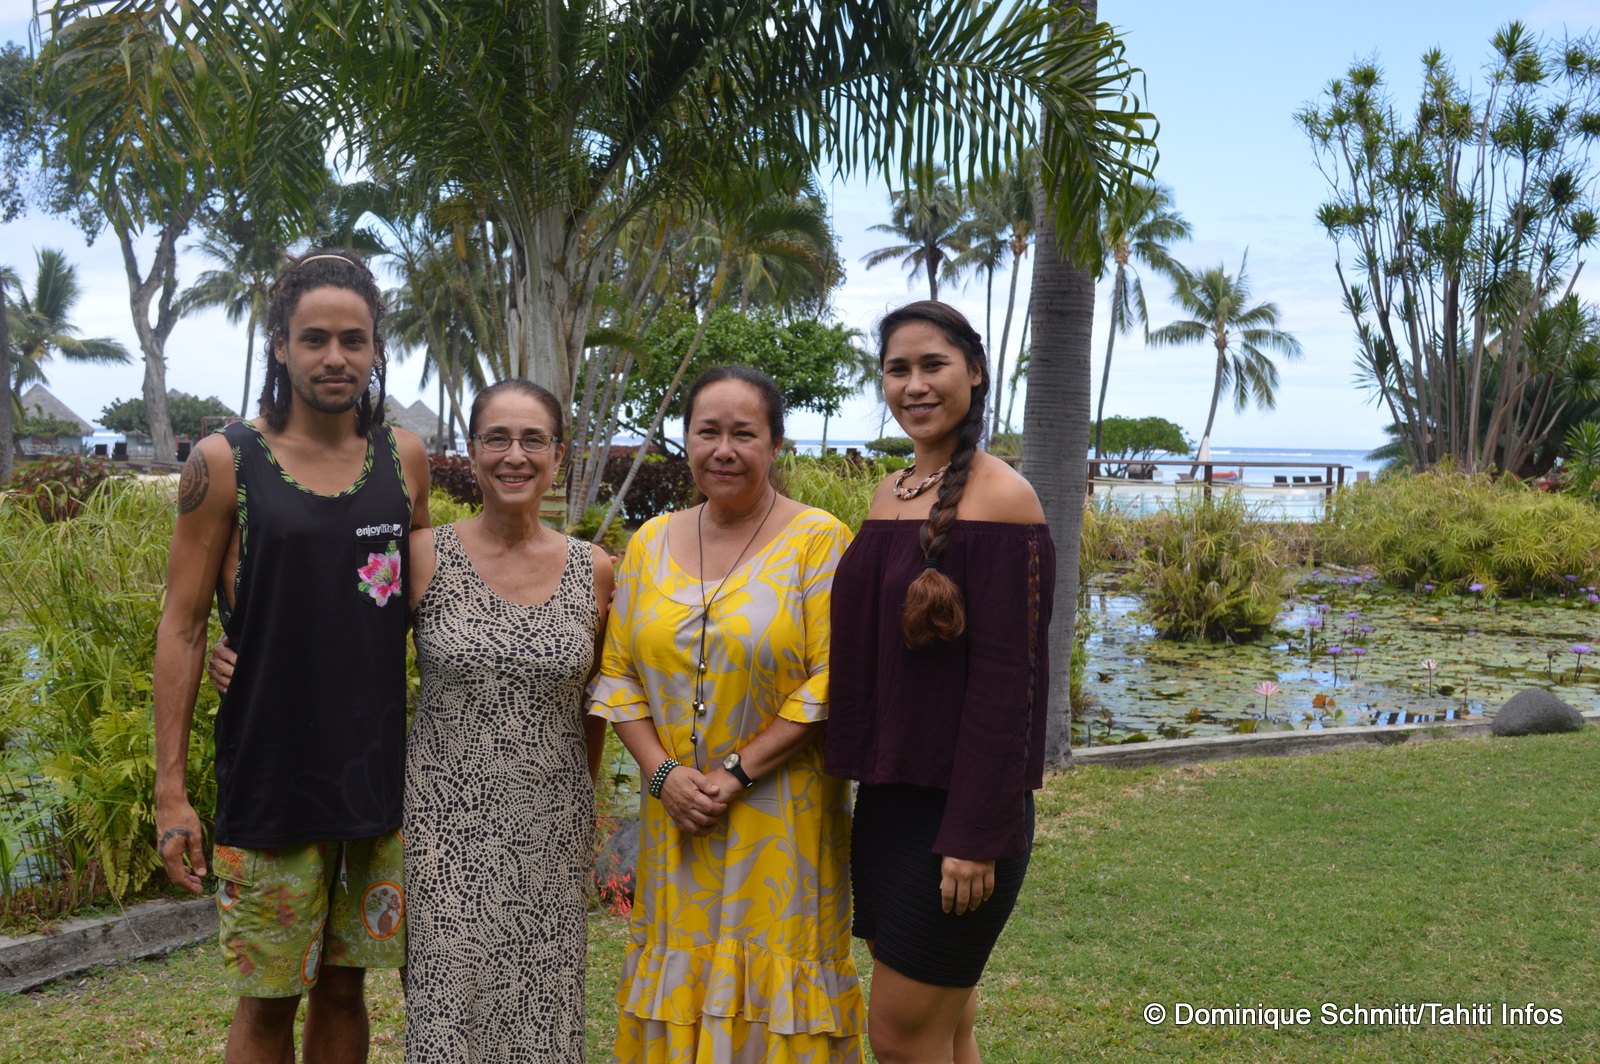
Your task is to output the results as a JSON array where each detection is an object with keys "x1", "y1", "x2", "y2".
[{"x1": 850, "y1": 782, "x2": 1034, "y2": 988}]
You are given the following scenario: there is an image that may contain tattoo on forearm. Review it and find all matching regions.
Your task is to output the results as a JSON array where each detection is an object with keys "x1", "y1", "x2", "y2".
[
  {"x1": 159, "y1": 827, "x2": 194, "y2": 853},
  {"x1": 178, "y1": 449, "x2": 210, "y2": 514}
]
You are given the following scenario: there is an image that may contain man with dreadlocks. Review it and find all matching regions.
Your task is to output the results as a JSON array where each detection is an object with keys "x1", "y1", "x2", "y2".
[{"x1": 153, "y1": 249, "x2": 430, "y2": 1063}]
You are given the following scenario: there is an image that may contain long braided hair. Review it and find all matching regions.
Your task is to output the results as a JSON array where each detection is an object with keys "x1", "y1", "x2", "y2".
[
  {"x1": 257, "y1": 249, "x2": 388, "y2": 436},
  {"x1": 879, "y1": 301, "x2": 991, "y2": 649}
]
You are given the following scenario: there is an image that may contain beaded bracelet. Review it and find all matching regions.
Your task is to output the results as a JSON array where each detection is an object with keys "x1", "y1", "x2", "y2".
[{"x1": 648, "y1": 757, "x2": 681, "y2": 799}]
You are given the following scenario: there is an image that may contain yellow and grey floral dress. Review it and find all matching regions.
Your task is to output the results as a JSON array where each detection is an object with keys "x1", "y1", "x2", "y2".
[{"x1": 592, "y1": 509, "x2": 864, "y2": 1064}]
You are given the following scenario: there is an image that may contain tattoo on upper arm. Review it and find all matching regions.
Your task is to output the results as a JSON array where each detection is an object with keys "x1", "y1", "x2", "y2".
[{"x1": 178, "y1": 449, "x2": 210, "y2": 514}]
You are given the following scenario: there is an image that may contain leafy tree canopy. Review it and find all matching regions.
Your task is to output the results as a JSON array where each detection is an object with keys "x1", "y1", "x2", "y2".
[
  {"x1": 865, "y1": 436, "x2": 914, "y2": 457},
  {"x1": 100, "y1": 392, "x2": 236, "y2": 438},
  {"x1": 0, "y1": 41, "x2": 29, "y2": 223},
  {"x1": 1095, "y1": 416, "x2": 1192, "y2": 461},
  {"x1": 624, "y1": 309, "x2": 863, "y2": 433},
  {"x1": 19, "y1": 405, "x2": 84, "y2": 439}
]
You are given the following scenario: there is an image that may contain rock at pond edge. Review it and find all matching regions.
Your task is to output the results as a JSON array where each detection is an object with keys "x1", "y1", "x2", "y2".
[{"x1": 1490, "y1": 688, "x2": 1585, "y2": 737}]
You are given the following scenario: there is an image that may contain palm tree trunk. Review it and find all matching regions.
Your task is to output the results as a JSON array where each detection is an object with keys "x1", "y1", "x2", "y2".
[
  {"x1": 1020, "y1": 182, "x2": 1092, "y2": 771},
  {"x1": 1004, "y1": 308, "x2": 1030, "y2": 433},
  {"x1": 436, "y1": 362, "x2": 446, "y2": 451},
  {"x1": 1092, "y1": 264, "x2": 1126, "y2": 460},
  {"x1": 0, "y1": 281, "x2": 12, "y2": 483},
  {"x1": 1192, "y1": 342, "x2": 1227, "y2": 473},
  {"x1": 984, "y1": 267, "x2": 995, "y2": 383},
  {"x1": 239, "y1": 302, "x2": 258, "y2": 418},
  {"x1": 993, "y1": 244, "x2": 1024, "y2": 435}
]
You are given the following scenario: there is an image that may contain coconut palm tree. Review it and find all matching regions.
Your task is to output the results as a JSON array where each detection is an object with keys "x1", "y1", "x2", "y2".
[
  {"x1": 966, "y1": 151, "x2": 1038, "y2": 436},
  {"x1": 1093, "y1": 181, "x2": 1191, "y2": 459},
  {"x1": 1022, "y1": 0, "x2": 1162, "y2": 768},
  {"x1": 1146, "y1": 255, "x2": 1303, "y2": 459},
  {"x1": 47, "y1": 0, "x2": 1150, "y2": 413},
  {"x1": 175, "y1": 226, "x2": 282, "y2": 418},
  {"x1": 6, "y1": 248, "x2": 131, "y2": 401},
  {"x1": 863, "y1": 169, "x2": 969, "y2": 301}
]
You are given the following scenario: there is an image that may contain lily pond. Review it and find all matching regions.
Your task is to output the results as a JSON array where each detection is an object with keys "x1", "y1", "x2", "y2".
[{"x1": 1078, "y1": 570, "x2": 1600, "y2": 745}]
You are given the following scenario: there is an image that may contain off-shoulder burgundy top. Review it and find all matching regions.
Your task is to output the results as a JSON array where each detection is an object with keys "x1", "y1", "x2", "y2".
[{"x1": 825, "y1": 518, "x2": 1055, "y2": 860}]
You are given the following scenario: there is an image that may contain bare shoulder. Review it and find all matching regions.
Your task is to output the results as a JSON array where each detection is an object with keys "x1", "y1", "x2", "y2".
[
  {"x1": 392, "y1": 425, "x2": 427, "y2": 460},
  {"x1": 391, "y1": 427, "x2": 432, "y2": 528},
  {"x1": 588, "y1": 541, "x2": 616, "y2": 582},
  {"x1": 392, "y1": 426, "x2": 430, "y2": 478},
  {"x1": 177, "y1": 434, "x2": 238, "y2": 521},
  {"x1": 862, "y1": 468, "x2": 903, "y2": 519},
  {"x1": 960, "y1": 451, "x2": 1045, "y2": 524}
]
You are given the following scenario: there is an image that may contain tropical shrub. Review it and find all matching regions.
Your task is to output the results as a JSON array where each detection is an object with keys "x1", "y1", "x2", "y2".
[
  {"x1": 5, "y1": 454, "x2": 132, "y2": 522},
  {"x1": 989, "y1": 432, "x2": 1023, "y2": 457},
  {"x1": 1093, "y1": 415, "x2": 1192, "y2": 474},
  {"x1": 865, "y1": 436, "x2": 914, "y2": 457},
  {"x1": 428, "y1": 452, "x2": 480, "y2": 506},
  {"x1": 568, "y1": 503, "x2": 629, "y2": 552},
  {"x1": 17, "y1": 407, "x2": 85, "y2": 440},
  {"x1": 1321, "y1": 468, "x2": 1600, "y2": 593},
  {"x1": 98, "y1": 392, "x2": 238, "y2": 439},
  {"x1": 0, "y1": 483, "x2": 218, "y2": 920},
  {"x1": 1122, "y1": 493, "x2": 1293, "y2": 643},
  {"x1": 1078, "y1": 498, "x2": 1141, "y2": 591},
  {"x1": 778, "y1": 455, "x2": 880, "y2": 531},
  {"x1": 427, "y1": 486, "x2": 480, "y2": 526},
  {"x1": 1561, "y1": 420, "x2": 1600, "y2": 500},
  {"x1": 597, "y1": 452, "x2": 697, "y2": 527}
]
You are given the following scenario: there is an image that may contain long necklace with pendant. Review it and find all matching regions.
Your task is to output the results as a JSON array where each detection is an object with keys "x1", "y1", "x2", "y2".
[
  {"x1": 691, "y1": 490, "x2": 778, "y2": 749},
  {"x1": 893, "y1": 461, "x2": 949, "y2": 499}
]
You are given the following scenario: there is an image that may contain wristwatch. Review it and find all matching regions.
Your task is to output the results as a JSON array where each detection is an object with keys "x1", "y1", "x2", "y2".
[{"x1": 722, "y1": 751, "x2": 757, "y2": 789}]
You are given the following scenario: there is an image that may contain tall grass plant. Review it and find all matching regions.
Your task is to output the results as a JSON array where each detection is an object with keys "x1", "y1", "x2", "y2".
[
  {"x1": 1321, "y1": 467, "x2": 1600, "y2": 593},
  {"x1": 778, "y1": 455, "x2": 881, "y2": 531},
  {"x1": 1122, "y1": 492, "x2": 1293, "y2": 642},
  {"x1": 0, "y1": 482, "x2": 217, "y2": 923}
]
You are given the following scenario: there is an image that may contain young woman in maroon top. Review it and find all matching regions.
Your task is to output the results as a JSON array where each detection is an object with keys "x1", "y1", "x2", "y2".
[{"x1": 826, "y1": 301, "x2": 1055, "y2": 1064}]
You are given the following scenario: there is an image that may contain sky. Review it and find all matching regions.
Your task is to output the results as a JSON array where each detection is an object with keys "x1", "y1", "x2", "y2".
[{"x1": 5, "y1": 0, "x2": 1600, "y2": 452}]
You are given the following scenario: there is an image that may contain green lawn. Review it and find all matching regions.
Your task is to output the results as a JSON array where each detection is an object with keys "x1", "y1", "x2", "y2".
[{"x1": 5, "y1": 728, "x2": 1595, "y2": 1062}]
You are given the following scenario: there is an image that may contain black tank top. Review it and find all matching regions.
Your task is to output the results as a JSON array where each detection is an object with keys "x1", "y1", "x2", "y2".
[{"x1": 214, "y1": 421, "x2": 412, "y2": 848}]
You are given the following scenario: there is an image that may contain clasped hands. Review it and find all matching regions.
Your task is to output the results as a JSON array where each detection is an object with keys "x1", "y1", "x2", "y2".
[{"x1": 657, "y1": 764, "x2": 742, "y2": 836}]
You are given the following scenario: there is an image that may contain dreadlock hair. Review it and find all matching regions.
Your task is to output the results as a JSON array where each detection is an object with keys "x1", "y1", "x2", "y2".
[
  {"x1": 879, "y1": 300, "x2": 991, "y2": 649},
  {"x1": 257, "y1": 249, "x2": 388, "y2": 436}
]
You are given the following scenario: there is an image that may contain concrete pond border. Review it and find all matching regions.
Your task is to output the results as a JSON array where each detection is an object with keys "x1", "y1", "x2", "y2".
[{"x1": 5, "y1": 708, "x2": 1596, "y2": 994}]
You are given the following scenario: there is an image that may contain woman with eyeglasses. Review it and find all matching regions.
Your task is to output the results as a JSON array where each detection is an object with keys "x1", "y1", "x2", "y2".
[
  {"x1": 402, "y1": 378, "x2": 614, "y2": 1062},
  {"x1": 207, "y1": 376, "x2": 613, "y2": 1060},
  {"x1": 592, "y1": 365, "x2": 863, "y2": 1063}
]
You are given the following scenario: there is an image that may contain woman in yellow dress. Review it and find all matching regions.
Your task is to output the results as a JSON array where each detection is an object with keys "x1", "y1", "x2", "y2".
[{"x1": 591, "y1": 365, "x2": 863, "y2": 1064}]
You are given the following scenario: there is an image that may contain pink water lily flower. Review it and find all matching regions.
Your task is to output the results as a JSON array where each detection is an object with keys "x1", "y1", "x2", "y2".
[
  {"x1": 1253, "y1": 681, "x2": 1280, "y2": 713},
  {"x1": 358, "y1": 543, "x2": 403, "y2": 607}
]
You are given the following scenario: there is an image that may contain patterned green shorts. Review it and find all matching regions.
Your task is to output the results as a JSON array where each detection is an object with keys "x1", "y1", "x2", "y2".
[{"x1": 213, "y1": 832, "x2": 406, "y2": 998}]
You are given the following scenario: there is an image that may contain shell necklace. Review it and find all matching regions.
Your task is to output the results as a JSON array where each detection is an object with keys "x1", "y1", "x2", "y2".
[{"x1": 892, "y1": 461, "x2": 949, "y2": 500}]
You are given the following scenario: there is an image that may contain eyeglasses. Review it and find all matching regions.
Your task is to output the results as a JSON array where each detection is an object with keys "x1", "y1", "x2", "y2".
[{"x1": 472, "y1": 432, "x2": 561, "y2": 453}]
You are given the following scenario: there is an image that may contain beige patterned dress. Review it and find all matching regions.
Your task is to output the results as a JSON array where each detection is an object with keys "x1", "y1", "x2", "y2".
[
  {"x1": 592, "y1": 509, "x2": 864, "y2": 1064},
  {"x1": 405, "y1": 525, "x2": 597, "y2": 1063}
]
